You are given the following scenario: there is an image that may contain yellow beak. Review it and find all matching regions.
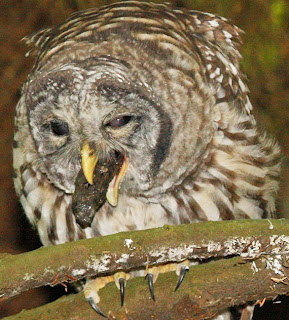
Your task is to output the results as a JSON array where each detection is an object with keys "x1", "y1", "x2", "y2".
[
  {"x1": 106, "y1": 158, "x2": 128, "y2": 206},
  {"x1": 81, "y1": 142, "x2": 99, "y2": 185},
  {"x1": 80, "y1": 142, "x2": 128, "y2": 207}
]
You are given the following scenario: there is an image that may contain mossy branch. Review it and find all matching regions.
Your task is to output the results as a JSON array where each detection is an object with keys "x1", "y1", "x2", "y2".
[
  {"x1": 1, "y1": 219, "x2": 289, "y2": 319},
  {"x1": 4, "y1": 255, "x2": 289, "y2": 320}
]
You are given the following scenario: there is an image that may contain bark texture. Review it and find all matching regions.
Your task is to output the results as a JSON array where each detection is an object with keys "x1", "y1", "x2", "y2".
[
  {"x1": 1, "y1": 219, "x2": 289, "y2": 319},
  {"x1": 3, "y1": 256, "x2": 289, "y2": 320}
]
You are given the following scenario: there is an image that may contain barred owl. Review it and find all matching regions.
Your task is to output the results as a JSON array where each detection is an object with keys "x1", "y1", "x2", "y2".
[{"x1": 13, "y1": 1, "x2": 280, "y2": 319}]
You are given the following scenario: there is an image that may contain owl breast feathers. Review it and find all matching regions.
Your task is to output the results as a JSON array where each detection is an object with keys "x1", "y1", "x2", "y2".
[{"x1": 14, "y1": 1, "x2": 280, "y2": 249}]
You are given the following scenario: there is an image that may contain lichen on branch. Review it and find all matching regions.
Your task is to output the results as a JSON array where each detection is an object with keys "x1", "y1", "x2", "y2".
[{"x1": 1, "y1": 219, "x2": 289, "y2": 319}]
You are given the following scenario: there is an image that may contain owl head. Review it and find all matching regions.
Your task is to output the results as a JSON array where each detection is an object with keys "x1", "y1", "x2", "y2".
[{"x1": 17, "y1": 2, "x2": 248, "y2": 227}]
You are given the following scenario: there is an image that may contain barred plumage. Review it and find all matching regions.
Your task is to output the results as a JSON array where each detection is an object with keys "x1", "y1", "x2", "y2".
[{"x1": 14, "y1": 1, "x2": 280, "y2": 319}]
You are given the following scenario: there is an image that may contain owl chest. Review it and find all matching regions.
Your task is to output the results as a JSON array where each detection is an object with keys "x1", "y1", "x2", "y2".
[{"x1": 92, "y1": 196, "x2": 175, "y2": 236}]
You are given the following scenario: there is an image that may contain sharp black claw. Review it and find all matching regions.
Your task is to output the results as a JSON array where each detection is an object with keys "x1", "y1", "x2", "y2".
[
  {"x1": 147, "y1": 273, "x2": 156, "y2": 301},
  {"x1": 87, "y1": 297, "x2": 107, "y2": 318},
  {"x1": 119, "y1": 277, "x2": 125, "y2": 307},
  {"x1": 174, "y1": 266, "x2": 189, "y2": 292}
]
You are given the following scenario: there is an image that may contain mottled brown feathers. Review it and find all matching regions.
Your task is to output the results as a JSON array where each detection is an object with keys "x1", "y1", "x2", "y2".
[{"x1": 14, "y1": 3, "x2": 281, "y2": 319}]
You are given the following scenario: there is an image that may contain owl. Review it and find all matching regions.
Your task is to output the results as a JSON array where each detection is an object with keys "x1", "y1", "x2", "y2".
[{"x1": 13, "y1": 1, "x2": 281, "y2": 319}]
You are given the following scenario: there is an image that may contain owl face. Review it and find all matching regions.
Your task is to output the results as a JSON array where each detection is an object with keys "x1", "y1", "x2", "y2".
[
  {"x1": 18, "y1": 1, "x2": 227, "y2": 226},
  {"x1": 24, "y1": 59, "x2": 173, "y2": 201},
  {"x1": 23, "y1": 48, "x2": 213, "y2": 217}
]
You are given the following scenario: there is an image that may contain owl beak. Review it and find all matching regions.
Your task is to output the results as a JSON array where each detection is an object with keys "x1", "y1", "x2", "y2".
[
  {"x1": 106, "y1": 157, "x2": 128, "y2": 206},
  {"x1": 80, "y1": 142, "x2": 128, "y2": 207},
  {"x1": 81, "y1": 142, "x2": 99, "y2": 185}
]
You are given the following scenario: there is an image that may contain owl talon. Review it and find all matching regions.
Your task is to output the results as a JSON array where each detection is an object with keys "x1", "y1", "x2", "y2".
[
  {"x1": 119, "y1": 277, "x2": 125, "y2": 307},
  {"x1": 147, "y1": 273, "x2": 156, "y2": 301},
  {"x1": 114, "y1": 272, "x2": 130, "y2": 306},
  {"x1": 87, "y1": 297, "x2": 107, "y2": 318},
  {"x1": 174, "y1": 266, "x2": 189, "y2": 292},
  {"x1": 84, "y1": 276, "x2": 114, "y2": 317}
]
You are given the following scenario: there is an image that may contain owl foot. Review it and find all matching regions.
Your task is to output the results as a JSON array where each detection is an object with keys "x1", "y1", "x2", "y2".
[
  {"x1": 84, "y1": 272, "x2": 130, "y2": 317},
  {"x1": 84, "y1": 275, "x2": 114, "y2": 318},
  {"x1": 85, "y1": 261, "x2": 190, "y2": 316},
  {"x1": 145, "y1": 260, "x2": 190, "y2": 300}
]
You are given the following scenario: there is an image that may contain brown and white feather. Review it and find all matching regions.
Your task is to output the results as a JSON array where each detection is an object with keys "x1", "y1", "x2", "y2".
[{"x1": 14, "y1": 2, "x2": 281, "y2": 319}]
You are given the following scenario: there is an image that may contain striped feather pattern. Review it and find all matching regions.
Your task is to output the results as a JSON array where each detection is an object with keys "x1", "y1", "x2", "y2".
[
  {"x1": 15, "y1": 0, "x2": 280, "y2": 266},
  {"x1": 14, "y1": 2, "x2": 281, "y2": 319}
]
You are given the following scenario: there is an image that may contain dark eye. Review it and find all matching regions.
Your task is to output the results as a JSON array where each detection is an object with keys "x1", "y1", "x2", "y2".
[
  {"x1": 50, "y1": 121, "x2": 69, "y2": 136},
  {"x1": 106, "y1": 116, "x2": 132, "y2": 128}
]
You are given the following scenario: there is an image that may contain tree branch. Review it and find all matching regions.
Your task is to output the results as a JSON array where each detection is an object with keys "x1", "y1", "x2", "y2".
[
  {"x1": 1, "y1": 219, "x2": 289, "y2": 319},
  {"x1": 4, "y1": 255, "x2": 289, "y2": 320},
  {"x1": 1, "y1": 219, "x2": 289, "y2": 300}
]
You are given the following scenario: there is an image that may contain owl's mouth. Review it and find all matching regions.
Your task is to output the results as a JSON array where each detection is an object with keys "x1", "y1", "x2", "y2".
[{"x1": 72, "y1": 143, "x2": 127, "y2": 228}]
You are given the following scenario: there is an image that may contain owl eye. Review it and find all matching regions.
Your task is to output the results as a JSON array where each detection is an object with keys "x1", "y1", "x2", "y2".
[
  {"x1": 50, "y1": 120, "x2": 69, "y2": 136},
  {"x1": 106, "y1": 116, "x2": 133, "y2": 128}
]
